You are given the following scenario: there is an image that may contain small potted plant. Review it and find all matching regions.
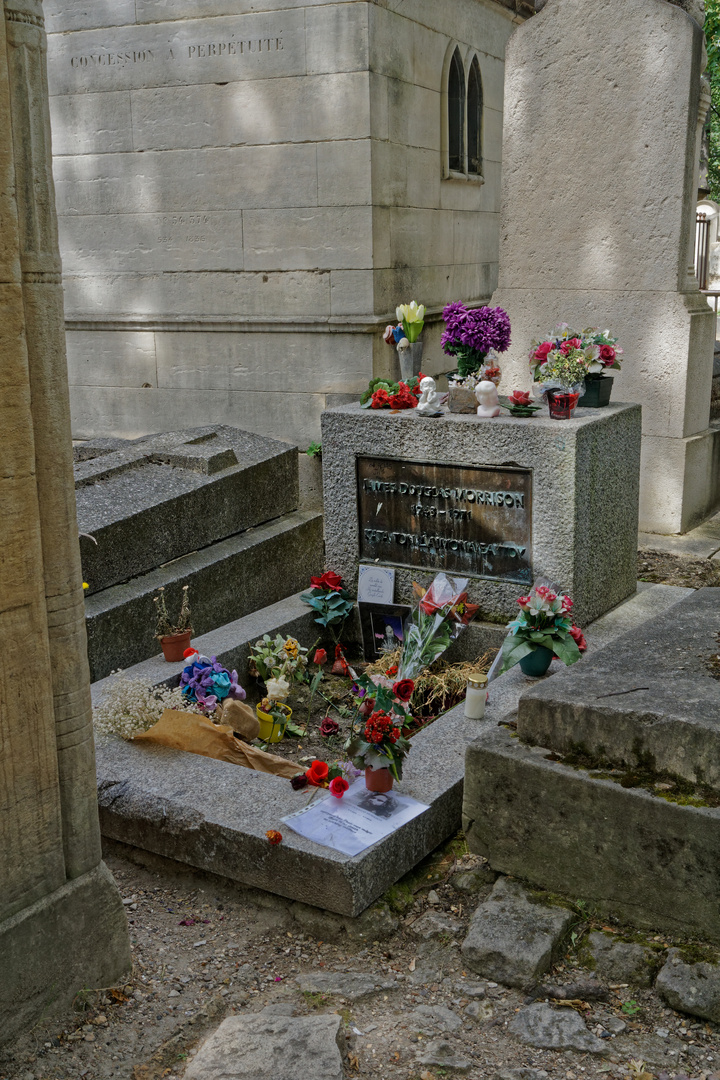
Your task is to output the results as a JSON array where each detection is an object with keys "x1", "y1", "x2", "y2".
[
  {"x1": 498, "y1": 584, "x2": 586, "y2": 678},
  {"x1": 535, "y1": 348, "x2": 589, "y2": 419},
  {"x1": 530, "y1": 324, "x2": 623, "y2": 408},
  {"x1": 441, "y1": 302, "x2": 511, "y2": 413},
  {"x1": 154, "y1": 585, "x2": 193, "y2": 662},
  {"x1": 256, "y1": 696, "x2": 293, "y2": 743},
  {"x1": 346, "y1": 707, "x2": 411, "y2": 792},
  {"x1": 248, "y1": 634, "x2": 308, "y2": 695}
]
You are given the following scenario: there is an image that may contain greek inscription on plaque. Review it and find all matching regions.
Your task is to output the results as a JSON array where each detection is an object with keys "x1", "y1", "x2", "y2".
[{"x1": 357, "y1": 457, "x2": 532, "y2": 584}]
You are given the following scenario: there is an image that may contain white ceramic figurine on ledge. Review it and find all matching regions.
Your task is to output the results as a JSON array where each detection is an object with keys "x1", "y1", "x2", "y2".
[
  {"x1": 416, "y1": 375, "x2": 443, "y2": 417},
  {"x1": 475, "y1": 380, "x2": 501, "y2": 418}
]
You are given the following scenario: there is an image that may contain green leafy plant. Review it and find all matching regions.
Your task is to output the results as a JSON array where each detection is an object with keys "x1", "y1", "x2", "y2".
[
  {"x1": 300, "y1": 571, "x2": 355, "y2": 645},
  {"x1": 153, "y1": 585, "x2": 192, "y2": 639},
  {"x1": 622, "y1": 1000, "x2": 642, "y2": 1017},
  {"x1": 306, "y1": 441, "x2": 322, "y2": 458}
]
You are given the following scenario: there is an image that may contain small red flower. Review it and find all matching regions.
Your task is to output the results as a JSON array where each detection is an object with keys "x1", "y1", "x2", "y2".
[
  {"x1": 329, "y1": 777, "x2": 349, "y2": 799},
  {"x1": 266, "y1": 830, "x2": 282, "y2": 845},
  {"x1": 319, "y1": 717, "x2": 340, "y2": 738},
  {"x1": 569, "y1": 625, "x2": 587, "y2": 652},
  {"x1": 313, "y1": 648, "x2": 328, "y2": 665},
  {"x1": 291, "y1": 773, "x2": 308, "y2": 791},
  {"x1": 371, "y1": 388, "x2": 390, "y2": 409},
  {"x1": 392, "y1": 679, "x2": 414, "y2": 703},
  {"x1": 386, "y1": 665, "x2": 398, "y2": 677},
  {"x1": 307, "y1": 760, "x2": 329, "y2": 786},
  {"x1": 310, "y1": 571, "x2": 343, "y2": 593}
]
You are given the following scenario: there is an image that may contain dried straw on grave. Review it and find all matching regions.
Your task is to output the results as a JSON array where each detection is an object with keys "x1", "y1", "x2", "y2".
[{"x1": 365, "y1": 648, "x2": 493, "y2": 718}]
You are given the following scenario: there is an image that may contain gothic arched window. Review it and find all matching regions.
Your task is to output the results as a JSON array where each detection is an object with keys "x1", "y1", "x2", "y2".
[
  {"x1": 448, "y1": 49, "x2": 465, "y2": 174},
  {"x1": 467, "y1": 56, "x2": 483, "y2": 176}
]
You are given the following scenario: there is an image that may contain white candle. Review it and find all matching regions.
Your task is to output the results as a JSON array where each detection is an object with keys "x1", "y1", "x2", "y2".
[{"x1": 464, "y1": 672, "x2": 488, "y2": 719}]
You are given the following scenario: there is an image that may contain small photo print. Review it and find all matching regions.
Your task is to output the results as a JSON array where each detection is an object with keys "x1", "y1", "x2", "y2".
[{"x1": 359, "y1": 602, "x2": 411, "y2": 662}]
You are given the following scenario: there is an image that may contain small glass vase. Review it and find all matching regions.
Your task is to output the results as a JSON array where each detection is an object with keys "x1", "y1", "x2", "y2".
[{"x1": 547, "y1": 390, "x2": 580, "y2": 420}]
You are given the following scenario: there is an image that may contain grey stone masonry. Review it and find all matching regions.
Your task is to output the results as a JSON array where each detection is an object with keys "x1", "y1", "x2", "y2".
[
  {"x1": 517, "y1": 588, "x2": 720, "y2": 788},
  {"x1": 463, "y1": 726, "x2": 720, "y2": 942},
  {"x1": 321, "y1": 402, "x2": 641, "y2": 627},
  {"x1": 76, "y1": 425, "x2": 299, "y2": 594}
]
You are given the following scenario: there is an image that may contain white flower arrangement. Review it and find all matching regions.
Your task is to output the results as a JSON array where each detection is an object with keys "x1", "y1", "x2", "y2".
[{"x1": 92, "y1": 674, "x2": 201, "y2": 740}]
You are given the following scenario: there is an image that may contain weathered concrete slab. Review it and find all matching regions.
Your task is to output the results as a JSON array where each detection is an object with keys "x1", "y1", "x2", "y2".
[
  {"x1": 95, "y1": 695, "x2": 478, "y2": 917},
  {"x1": 76, "y1": 425, "x2": 298, "y2": 593},
  {"x1": 517, "y1": 588, "x2": 720, "y2": 788},
  {"x1": 463, "y1": 726, "x2": 720, "y2": 943},
  {"x1": 85, "y1": 510, "x2": 323, "y2": 680}
]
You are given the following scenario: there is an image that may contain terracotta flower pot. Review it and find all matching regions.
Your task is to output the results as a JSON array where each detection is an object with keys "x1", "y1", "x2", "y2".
[
  {"x1": 365, "y1": 767, "x2": 393, "y2": 793},
  {"x1": 160, "y1": 630, "x2": 192, "y2": 662}
]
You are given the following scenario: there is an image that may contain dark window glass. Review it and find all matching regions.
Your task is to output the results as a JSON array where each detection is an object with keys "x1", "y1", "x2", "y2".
[
  {"x1": 448, "y1": 49, "x2": 465, "y2": 173},
  {"x1": 467, "y1": 57, "x2": 483, "y2": 175}
]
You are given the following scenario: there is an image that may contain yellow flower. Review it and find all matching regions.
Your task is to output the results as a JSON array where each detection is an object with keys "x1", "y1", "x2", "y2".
[
  {"x1": 284, "y1": 638, "x2": 299, "y2": 659},
  {"x1": 82, "y1": 582, "x2": 89, "y2": 590}
]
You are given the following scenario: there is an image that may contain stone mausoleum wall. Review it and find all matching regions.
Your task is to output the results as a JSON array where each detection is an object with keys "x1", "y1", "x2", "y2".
[{"x1": 44, "y1": 0, "x2": 528, "y2": 446}]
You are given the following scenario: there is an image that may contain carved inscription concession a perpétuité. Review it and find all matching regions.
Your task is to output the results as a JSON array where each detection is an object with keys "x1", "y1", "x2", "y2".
[
  {"x1": 70, "y1": 38, "x2": 283, "y2": 67},
  {"x1": 357, "y1": 457, "x2": 533, "y2": 583}
]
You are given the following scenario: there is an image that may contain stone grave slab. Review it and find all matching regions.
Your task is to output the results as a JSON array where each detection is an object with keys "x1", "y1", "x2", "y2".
[
  {"x1": 76, "y1": 425, "x2": 299, "y2": 593},
  {"x1": 321, "y1": 402, "x2": 641, "y2": 627},
  {"x1": 85, "y1": 509, "x2": 323, "y2": 681},
  {"x1": 516, "y1": 588, "x2": 720, "y2": 787},
  {"x1": 463, "y1": 724, "x2": 720, "y2": 943}
]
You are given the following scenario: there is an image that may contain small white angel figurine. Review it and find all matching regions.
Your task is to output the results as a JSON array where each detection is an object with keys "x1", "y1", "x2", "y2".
[
  {"x1": 475, "y1": 380, "x2": 501, "y2": 418},
  {"x1": 417, "y1": 375, "x2": 443, "y2": 417}
]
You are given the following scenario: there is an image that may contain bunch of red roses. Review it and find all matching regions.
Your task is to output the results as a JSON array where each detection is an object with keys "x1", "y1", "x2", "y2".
[{"x1": 364, "y1": 710, "x2": 401, "y2": 746}]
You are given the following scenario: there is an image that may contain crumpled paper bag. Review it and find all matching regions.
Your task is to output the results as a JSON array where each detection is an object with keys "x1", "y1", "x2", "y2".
[{"x1": 133, "y1": 709, "x2": 302, "y2": 778}]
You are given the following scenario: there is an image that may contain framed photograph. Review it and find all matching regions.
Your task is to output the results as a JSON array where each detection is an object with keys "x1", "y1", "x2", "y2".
[{"x1": 358, "y1": 601, "x2": 411, "y2": 662}]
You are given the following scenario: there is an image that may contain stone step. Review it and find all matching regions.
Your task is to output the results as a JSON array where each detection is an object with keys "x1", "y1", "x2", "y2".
[
  {"x1": 463, "y1": 725, "x2": 720, "y2": 943},
  {"x1": 85, "y1": 509, "x2": 323, "y2": 681},
  {"x1": 76, "y1": 425, "x2": 299, "y2": 594},
  {"x1": 516, "y1": 588, "x2": 720, "y2": 788}
]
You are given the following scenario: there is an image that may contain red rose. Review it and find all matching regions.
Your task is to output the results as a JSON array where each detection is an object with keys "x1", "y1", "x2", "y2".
[
  {"x1": 371, "y1": 388, "x2": 390, "y2": 409},
  {"x1": 569, "y1": 625, "x2": 587, "y2": 652},
  {"x1": 319, "y1": 717, "x2": 340, "y2": 738},
  {"x1": 509, "y1": 390, "x2": 533, "y2": 406},
  {"x1": 291, "y1": 774, "x2": 308, "y2": 791},
  {"x1": 392, "y1": 679, "x2": 414, "y2": 703},
  {"x1": 599, "y1": 345, "x2": 616, "y2": 364},
  {"x1": 313, "y1": 648, "x2": 327, "y2": 665},
  {"x1": 329, "y1": 777, "x2": 349, "y2": 798},
  {"x1": 307, "y1": 760, "x2": 329, "y2": 786},
  {"x1": 266, "y1": 830, "x2": 282, "y2": 845},
  {"x1": 359, "y1": 698, "x2": 375, "y2": 718},
  {"x1": 310, "y1": 570, "x2": 343, "y2": 592},
  {"x1": 534, "y1": 341, "x2": 553, "y2": 361}
]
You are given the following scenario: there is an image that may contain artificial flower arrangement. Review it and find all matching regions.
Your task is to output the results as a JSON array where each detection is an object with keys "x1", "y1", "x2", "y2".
[
  {"x1": 180, "y1": 650, "x2": 246, "y2": 713},
  {"x1": 534, "y1": 348, "x2": 591, "y2": 418},
  {"x1": 300, "y1": 570, "x2": 355, "y2": 645},
  {"x1": 442, "y1": 302, "x2": 511, "y2": 388},
  {"x1": 530, "y1": 324, "x2": 623, "y2": 383},
  {"x1": 388, "y1": 301, "x2": 426, "y2": 345},
  {"x1": 499, "y1": 390, "x2": 542, "y2": 418},
  {"x1": 345, "y1": 678, "x2": 413, "y2": 786},
  {"x1": 498, "y1": 583, "x2": 587, "y2": 678},
  {"x1": 248, "y1": 634, "x2": 308, "y2": 699},
  {"x1": 360, "y1": 373, "x2": 425, "y2": 410}
]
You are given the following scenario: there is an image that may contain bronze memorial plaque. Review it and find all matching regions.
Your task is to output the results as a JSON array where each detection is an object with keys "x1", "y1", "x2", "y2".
[{"x1": 357, "y1": 456, "x2": 532, "y2": 584}]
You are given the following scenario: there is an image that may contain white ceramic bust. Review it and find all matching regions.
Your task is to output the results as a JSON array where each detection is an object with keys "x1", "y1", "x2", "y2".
[
  {"x1": 475, "y1": 380, "x2": 501, "y2": 418},
  {"x1": 417, "y1": 375, "x2": 442, "y2": 416}
]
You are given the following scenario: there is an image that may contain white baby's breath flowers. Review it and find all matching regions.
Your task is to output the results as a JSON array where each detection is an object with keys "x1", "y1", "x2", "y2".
[{"x1": 92, "y1": 674, "x2": 199, "y2": 740}]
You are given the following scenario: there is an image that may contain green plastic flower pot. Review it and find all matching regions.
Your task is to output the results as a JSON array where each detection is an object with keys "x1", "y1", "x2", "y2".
[
  {"x1": 578, "y1": 375, "x2": 614, "y2": 408},
  {"x1": 518, "y1": 646, "x2": 554, "y2": 677}
]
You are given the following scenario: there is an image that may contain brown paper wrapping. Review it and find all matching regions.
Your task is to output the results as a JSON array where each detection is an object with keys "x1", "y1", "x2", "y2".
[{"x1": 133, "y1": 710, "x2": 302, "y2": 778}]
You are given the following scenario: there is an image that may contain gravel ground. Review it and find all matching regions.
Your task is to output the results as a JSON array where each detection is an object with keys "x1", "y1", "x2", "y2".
[
  {"x1": 3, "y1": 838, "x2": 720, "y2": 1080},
  {"x1": 637, "y1": 551, "x2": 720, "y2": 589}
]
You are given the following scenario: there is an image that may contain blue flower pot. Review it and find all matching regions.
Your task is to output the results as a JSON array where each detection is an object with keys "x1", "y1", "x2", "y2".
[{"x1": 519, "y1": 646, "x2": 554, "y2": 677}]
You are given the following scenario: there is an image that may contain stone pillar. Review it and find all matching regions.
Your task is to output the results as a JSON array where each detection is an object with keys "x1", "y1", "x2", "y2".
[
  {"x1": 0, "y1": 0, "x2": 130, "y2": 1044},
  {"x1": 493, "y1": 0, "x2": 720, "y2": 534}
]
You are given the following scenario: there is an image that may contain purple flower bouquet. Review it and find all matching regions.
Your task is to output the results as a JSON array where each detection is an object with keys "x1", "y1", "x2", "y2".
[
  {"x1": 180, "y1": 652, "x2": 246, "y2": 714},
  {"x1": 442, "y1": 302, "x2": 511, "y2": 379}
]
